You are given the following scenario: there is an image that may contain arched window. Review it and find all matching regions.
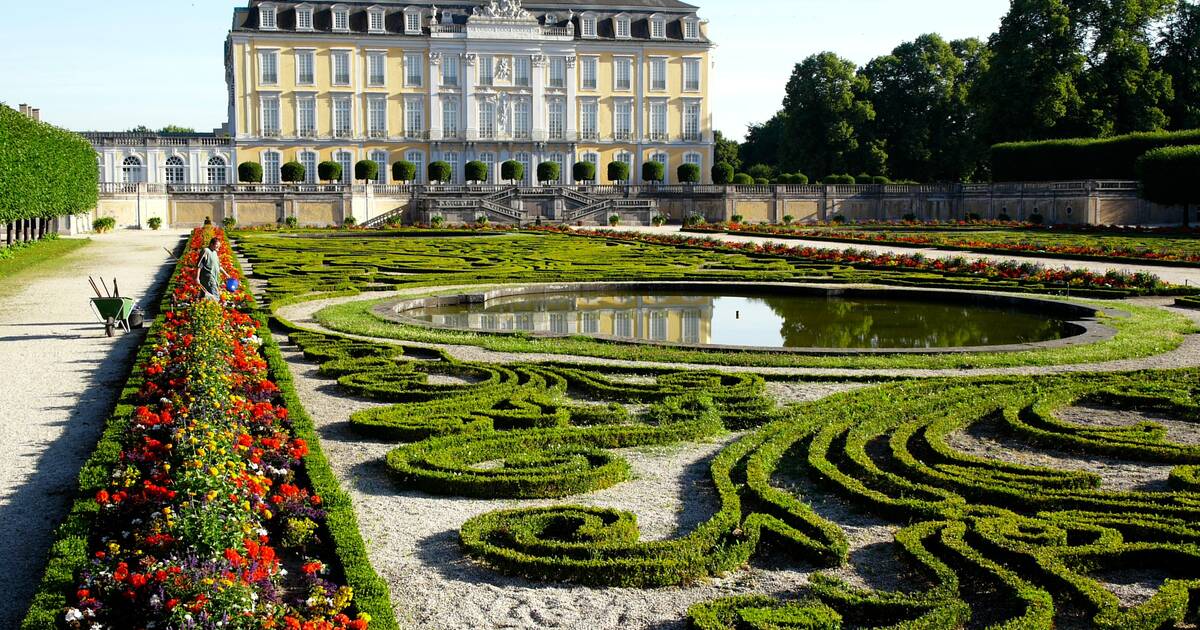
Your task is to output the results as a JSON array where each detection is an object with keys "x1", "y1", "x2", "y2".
[
  {"x1": 122, "y1": 156, "x2": 145, "y2": 183},
  {"x1": 262, "y1": 151, "x2": 281, "y2": 184},
  {"x1": 165, "y1": 156, "x2": 186, "y2": 184},
  {"x1": 334, "y1": 150, "x2": 353, "y2": 184},
  {"x1": 405, "y1": 150, "x2": 425, "y2": 184},
  {"x1": 207, "y1": 156, "x2": 227, "y2": 184},
  {"x1": 370, "y1": 150, "x2": 389, "y2": 184}
]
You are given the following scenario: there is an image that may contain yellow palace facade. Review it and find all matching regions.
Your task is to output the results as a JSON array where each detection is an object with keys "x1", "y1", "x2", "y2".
[{"x1": 226, "y1": 0, "x2": 715, "y2": 185}]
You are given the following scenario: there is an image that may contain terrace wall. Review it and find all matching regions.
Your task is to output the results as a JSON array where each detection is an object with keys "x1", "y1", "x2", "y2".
[{"x1": 87, "y1": 180, "x2": 1188, "y2": 230}]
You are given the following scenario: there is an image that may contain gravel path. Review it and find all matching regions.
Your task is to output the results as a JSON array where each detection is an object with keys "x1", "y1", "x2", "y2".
[
  {"x1": 0, "y1": 230, "x2": 182, "y2": 626},
  {"x1": 277, "y1": 341, "x2": 923, "y2": 629},
  {"x1": 598, "y1": 225, "x2": 1200, "y2": 287},
  {"x1": 274, "y1": 292, "x2": 1200, "y2": 379}
]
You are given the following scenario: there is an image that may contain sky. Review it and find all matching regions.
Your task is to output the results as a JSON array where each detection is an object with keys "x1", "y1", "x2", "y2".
[{"x1": 0, "y1": 0, "x2": 1011, "y2": 141}]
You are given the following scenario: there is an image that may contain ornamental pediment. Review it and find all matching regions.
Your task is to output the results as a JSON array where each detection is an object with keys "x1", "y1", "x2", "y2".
[{"x1": 466, "y1": 0, "x2": 545, "y2": 39}]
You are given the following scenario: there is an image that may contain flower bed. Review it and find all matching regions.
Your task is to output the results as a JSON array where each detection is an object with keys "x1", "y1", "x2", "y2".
[
  {"x1": 26, "y1": 228, "x2": 378, "y2": 630},
  {"x1": 540, "y1": 227, "x2": 1178, "y2": 296},
  {"x1": 690, "y1": 224, "x2": 1200, "y2": 266}
]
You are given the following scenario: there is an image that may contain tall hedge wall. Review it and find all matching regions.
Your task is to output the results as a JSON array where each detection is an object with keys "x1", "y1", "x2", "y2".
[
  {"x1": 990, "y1": 129, "x2": 1200, "y2": 182},
  {"x1": 0, "y1": 104, "x2": 98, "y2": 224}
]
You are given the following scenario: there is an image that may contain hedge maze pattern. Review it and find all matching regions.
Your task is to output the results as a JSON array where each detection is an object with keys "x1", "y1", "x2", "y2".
[{"x1": 242, "y1": 232, "x2": 1200, "y2": 629}]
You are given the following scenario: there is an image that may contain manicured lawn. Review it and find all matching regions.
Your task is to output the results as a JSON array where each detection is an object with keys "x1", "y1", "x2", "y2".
[{"x1": 0, "y1": 237, "x2": 89, "y2": 289}]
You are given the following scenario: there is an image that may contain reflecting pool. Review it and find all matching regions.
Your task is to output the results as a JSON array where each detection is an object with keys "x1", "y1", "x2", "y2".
[{"x1": 399, "y1": 289, "x2": 1080, "y2": 349}]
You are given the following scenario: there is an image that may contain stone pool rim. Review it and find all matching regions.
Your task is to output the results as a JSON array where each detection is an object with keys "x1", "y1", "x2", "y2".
[{"x1": 373, "y1": 282, "x2": 1122, "y2": 356}]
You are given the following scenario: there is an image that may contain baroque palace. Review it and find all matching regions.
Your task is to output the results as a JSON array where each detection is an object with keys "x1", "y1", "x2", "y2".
[{"x1": 227, "y1": 0, "x2": 715, "y2": 185}]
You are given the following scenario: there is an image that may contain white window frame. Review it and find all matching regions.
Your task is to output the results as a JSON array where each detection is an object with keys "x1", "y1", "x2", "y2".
[
  {"x1": 442, "y1": 97, "x2": 459, "y2": 138},
  {"x1": 443, "y1": 151, "x2": 460, "y2": 184},
  {"x1": 442, "y1": 53, "x2": 459, "y2": 87},
  {"x1": 367, "y1": 95, "x2": 388, "y2": 138},
  {"x1": 299, "y1": 150, "x2": 318, "y2": 184},
  {"x1": 258, "y1": 49, "x2": 279, "y2": 85},
  {"x1": 683, "y1": 18, "x2": 700, "y2": 41},
  {"x1": 369, "y1": 149, "x2": 389, "y2": 183},
  {"x1": 649, "y1": 14, "x2": 666, "y2": 40},
  {"x1": 479, "y1": 100, "x2": 496, "y2": 139},
  {"x1": 549, "y1": 56, "x2": 566, "y2": 88},
  {"x1": 514, "y1": 97, "x2": 531, "y2": 139},
  {"x1": 614, "y1": 57, "x2": 633, "y2": 92},
  {"x1": 581, "y1": 56, "x2": 598, "y2": 90},
  {"x1": 515, "y1": 152, "x2": 532, "y2": 185},
  {"x1": 405, "y1": 52, "x2": 423, "y2": 87},
  {"x1": 331, "y1": 4, "x2": 350, "y2": 32},
  {"x1": 580, "y1": 13, "x2": 597, "y2": 38},
  {"x1": 368, "y1": 6, "x2": 386, "y2": 33},
  {"x1": 334, "y1": 150, "x2": 353, "y2": 184},
  {"x1": 683, "y1": 99, "x2": 702, "y2": 142},
  {"x1": 295, "y1": 48, "x2": 315, "y2": 85},
  {"x1": 259, "y1": 94, "x2": 281, "y2": 137},
  {"x1": 649, "y1": 99, "x2": 668, "y2": 141},
  {"x1": 614, "y1": 99, "x2": 633, "y2": 140},
  {"x1": 683, "y1": 57, "x2": 701, "y2": 92},
  {"x1": 165, "y1": 156, "x2": 186, "y2": 184},
  {"x1": 514, "y1": 56, "x2": 531, "y2": 87},
  {"x1": 259, "y1": 3, "x2": 278, "y2": 30},
  {"x1": 263, "y1": 150, "x2": 282, "y2": 184},
  {"x1": 405, "y1": 150, "x2": 425, "y2": 184},
  {"x1": 406, "y1": 97, "x2": 424, "y2": 138},
  {"x1": 548, "y1": 99, "x2": 565, "y2": 140},
  {"x1": 649, "y1": 57, "x2": 667, "y2": 91},
  {"x1": 207, "y1": 156, "x2": 227, "y2": 185},
  {"x1": 296, "y1": 94, "x2": 317, "y2": 137},
  {"x1": 614, "y1": 14, "x2": 631, "y2": 39},
  {"x1": 479, "y1": 55, "x2": 494, "y2": 86},
  {"x1": 478, "y1": 152, "x2": 496, "y2": 184},
  {"x1": 331, "y1": 49, "x2": 352, "y2": 86},
  {"x1": 367, "y1": 50, "x2": 387, "y2": 87},
  {"x1": 295, "y1": 4, "x2": 314, "y2": 31},
  {"x1": 403, "y1": 8, "x2": 422, "y2": 35},
  {"x1": 333, "y1": 95, "x2": 353, "y2": 137},
  {"x1": 122, "y1": 156, "x2": 145, "y2": 183},
  {"x1": 650, "y1": 152, "x2": 669, "y2": 182},
  {"x1": 579, "y1": 99, "x2": 598, "y2": 139}
]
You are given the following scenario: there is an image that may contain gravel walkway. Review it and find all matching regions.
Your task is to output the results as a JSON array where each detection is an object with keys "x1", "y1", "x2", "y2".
[
  {"x1": 274, "y1": 292, "x2": 1200, "y2": 379},
  {"x1": 599, "y1": 225, "x2": 1200, "y2": 287},
  {"x1": 0, "y1": 230, "x2": 182, "y2": 626},
  {"x1": 278, "y1": 342, "x2": 921, "y2": 629}
]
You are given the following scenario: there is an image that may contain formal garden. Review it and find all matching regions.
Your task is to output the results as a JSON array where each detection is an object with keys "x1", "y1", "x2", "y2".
[{"x1": 18, "y1": 223, "x2": 1167, "y2": 629}]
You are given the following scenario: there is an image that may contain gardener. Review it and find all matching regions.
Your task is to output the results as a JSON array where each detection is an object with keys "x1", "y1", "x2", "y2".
[{"x1": 197, "y1": 237, "x2": 225, "y2": 300}]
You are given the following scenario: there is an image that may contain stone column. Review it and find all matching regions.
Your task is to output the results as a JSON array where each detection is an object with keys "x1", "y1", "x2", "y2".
[
  {"x1": 532, "y1": 54, "x2": 548, "y2": 141},
  {"x1": 429, "y1": 51, "x2": 443, "y2": 141},
  {"x1": 463, "y1": 53, "x2": 478, "y2": 141}
]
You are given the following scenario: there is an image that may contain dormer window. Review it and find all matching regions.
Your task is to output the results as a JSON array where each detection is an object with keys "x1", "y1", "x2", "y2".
[
  {"x1": 404, "y1": 8, "x2": 422, "y2": 34},
  {"x1": 295, "y1": 4, "x2": 314, "y2": 30},
  {"x1": 368, "y1": 7, "x2": 386, "y2": 33},
  {"x1": 614, "y1": 14, "x2": 631, "y2": 39},
  {"x1": 332, "y1": 5, "x2": 350, "y2": 32},
  {"x1": 259, "y1": 3, "x2": 277, "y2": 30},
  {"x1": 650, "y1": 14, "x2": 666, "y2": 39},
  {"x1": 683, "y1": 17, "x2": 700, "y2": 40},
  {"x1": 580, "y1": 14, "x2": 597, "y2": 38}
]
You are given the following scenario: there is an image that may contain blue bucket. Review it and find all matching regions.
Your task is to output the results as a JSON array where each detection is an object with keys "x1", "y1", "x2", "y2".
[{"x1": 225, "y1": 278, "x2": 241, "y2": 292}]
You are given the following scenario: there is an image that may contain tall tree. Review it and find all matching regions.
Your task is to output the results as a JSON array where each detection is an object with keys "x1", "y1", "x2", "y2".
[
  {"x1": 1069, "y1": 0, "x2": 1175, "y2": 134},
  {"x1": 781, "y1": 52, "x2": 884, "y2": 178},
  {"x1": 973, "y1": 0, "x2": 1086, "y2": 143},
  {"x1": 713, "y1": 131, "x2": 742, "y2": 172},
  {"x1": 862, "y1": 34, "x2": 984, "y2": 182},
  {"x1": 1158, "y1": 0, "x2": 1200, "y2": 129},
  {"x1": 740, "y1": 112, "x2": 789, "y2": 172}
]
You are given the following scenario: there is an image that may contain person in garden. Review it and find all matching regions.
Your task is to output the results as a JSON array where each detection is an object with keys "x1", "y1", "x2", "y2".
[{"x1": 197, "y1": 237, "x2": 226, "y2": 300}]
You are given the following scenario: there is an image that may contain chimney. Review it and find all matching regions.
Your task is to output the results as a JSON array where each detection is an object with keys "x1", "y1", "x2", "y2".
[
  {"x1": 18, "y1": 104, "x2": 29, "y2": 116},
  {"x1": 31, "y1": 109, "x2": 40, "y2": 121}
]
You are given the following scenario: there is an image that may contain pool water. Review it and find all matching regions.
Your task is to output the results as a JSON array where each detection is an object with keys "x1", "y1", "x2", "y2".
[{"x1": 402, "y1": 290, "x2": 1077, "y2": 349}]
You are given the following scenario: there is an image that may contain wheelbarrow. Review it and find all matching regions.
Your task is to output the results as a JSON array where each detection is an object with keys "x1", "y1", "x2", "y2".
[
  {"x1": 90, "y1": 296, "x2": 135, "y2": 337},
  {"x1": 87, "y1": 276, "x2": 143, "y2": 337}
]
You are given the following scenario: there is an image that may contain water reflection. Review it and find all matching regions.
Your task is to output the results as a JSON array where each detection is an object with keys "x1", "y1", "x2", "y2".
[{"x1": 406, "y1": 291, "x2": 1073, "y2": 349}]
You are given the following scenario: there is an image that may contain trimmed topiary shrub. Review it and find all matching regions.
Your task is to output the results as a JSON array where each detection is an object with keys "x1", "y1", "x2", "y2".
[
  {"x1": 501, "y1": 160, "x2": 525, "y2": 184},
  {"x1": 465, "y1": 160, "x2": 488, "y2": 184},
  {"x1": 608, "y1": 214, "x2": 620, "y2": 226},
  {"x1": 428, "y1": 161, "x2": 452, "y2": 184},
  {"x1": 991, "y1": 129, "x2": 1200, "y2": 182},
  {"x1": 281, "y1": 161, "x2": 306, "y2": 184},
  {"x1": 283, "y1": 215, "x2": 299, "y2": 229},
  {"x1": 732, "y1": 173, "x2": 754, "y2": 185},
  {"x1": 342, "y1": 215, "x2": 357, "y2": 228},
  {"x1": 1137, "y1": 145, "x2": 1200, "y2": 227},
  {"x1": 607, "y1": 161, "x2": 630, "y2": 183},
  {"x1": 712, "y1": 162, "x2": 735, "y2": 185},
  {"x1": 831, "y1": 215, "x2": 847, "y2": 224},
  {"x1": 238, "y1": 161, "x2": 264, "y2": 184},
  {"x1": 782, "y1": 215, "x2": 795, "y2": 225},
  {"x1": 643, "y1": 161, "x2": 666, "y2": 184},
  {"x1": 1028, "y1": 213, "x2": 1045, "y2": 225},
  {"x1": 392, "y1": 160, "x2": 417, "y2": 183},
  {"x1": 731, "y1": 214, "x2": 745, "y2": 224},
  {"x1": 318, "y1": 161, "x2": 342, "y2": 183},
  {"x1": 355, "y1": 160, "x2": 380, "y2": 184},
  {"x1": 573, "y1": 161, "x2": 597, "y2": 183},
  {"x1": 222, "y1": 216, "x2": 237, "y2": 229},
  {"x1": 0, "y1": 104, "x2": 98, "y2": 229},
  {"x1": 678, "y1": 163, "x2": 701, "y2": 184},
  {"x1": 537, "y1": 161, "x2": 561, "y2": 185},
  {"x1": 651, "y1": 214, "x2": 667, "y2": 226},
  {"x1": 872, "y1": 175, "x2": 891, "y2": 185},
  {"x1": 997, "y1": 212, "x2": 1012, "y2": 222},
  {"x1": 754, "y1": 177, "x2": 770, "y2": 185}
]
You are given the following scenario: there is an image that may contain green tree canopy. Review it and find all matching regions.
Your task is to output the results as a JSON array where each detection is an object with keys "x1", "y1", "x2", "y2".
[
  {"x1": 0, "y1": 104, "x2": 98, "y2": 223},
  {"x1": 781, "y1": 52, "x2": 885, "y2": 179},
  {"x1": 713, "y1": 131, "x2": 742, "y2": 173},
  {"x1": 1158, "y1": 0, "x2": 1200, "y2": 129}
]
